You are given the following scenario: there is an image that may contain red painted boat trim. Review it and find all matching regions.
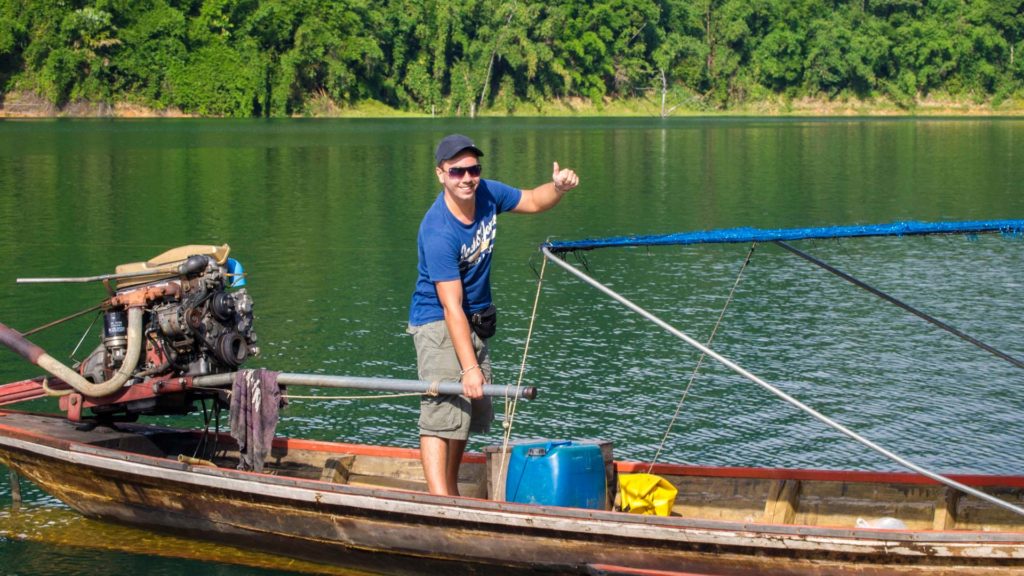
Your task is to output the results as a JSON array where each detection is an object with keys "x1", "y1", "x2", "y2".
[
  {"x1": 0, "y1": 379, "x2": 49, "y2": 407},
  {"x1": 0, "y1": 415, "x2": 73, "y2": 451},
  {"x1": 615, "y1": 459, "x2": 1024, "y2": 487},
  {"x1": 2, "y1": 409, "x2": 1021, "y2": 489},
  {"x1": 276, "y1": 436, "x2": 488, "y2": 464}
]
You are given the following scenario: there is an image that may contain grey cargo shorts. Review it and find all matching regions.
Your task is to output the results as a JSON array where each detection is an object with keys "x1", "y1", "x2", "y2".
[{"x1": 407, "y1": 320, "x2": 493, "y2": 441}]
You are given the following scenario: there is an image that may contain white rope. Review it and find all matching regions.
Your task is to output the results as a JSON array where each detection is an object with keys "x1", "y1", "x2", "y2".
[
  {"x1": 497, "y1": 255, "x2": 549, "y2": 492},
  {"x1": 648, "y1": 242, "x2": 756, "y2": 471}
]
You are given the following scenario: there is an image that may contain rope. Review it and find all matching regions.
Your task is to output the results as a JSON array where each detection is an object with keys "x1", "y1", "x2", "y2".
[
  {"x1": 647, "y1": 242, "x2": 756, "y2": 472},
  {"x1": 69, "y1": 310, "x2": 102, "y2": 362},
  {"x1": 497, "y1": 255, "x2": 549, "y2": 490}
]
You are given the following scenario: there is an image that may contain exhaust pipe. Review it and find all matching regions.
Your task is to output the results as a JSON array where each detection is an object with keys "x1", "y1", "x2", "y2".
[{"x1": 0, "y1": 307, "x2": 145, "y2": 398}]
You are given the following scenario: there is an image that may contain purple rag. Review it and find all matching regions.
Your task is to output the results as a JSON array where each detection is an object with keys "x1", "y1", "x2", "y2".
[{"x1": 229, "y1": 368, "x2": 283, "y2": 472}]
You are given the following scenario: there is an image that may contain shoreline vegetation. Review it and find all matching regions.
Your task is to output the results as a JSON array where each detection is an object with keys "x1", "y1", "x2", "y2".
[
  {"x1": 3, "y1": 89, "x2": 1022, "y2": 119},
  {"x1": 2, "y1": 1, "x2": 1022, "y2": 119}
]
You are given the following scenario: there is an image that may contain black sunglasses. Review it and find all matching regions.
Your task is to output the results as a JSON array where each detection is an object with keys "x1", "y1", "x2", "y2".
[{"x1": 447, "y1": 164, "x2": 482, "y2": 178}]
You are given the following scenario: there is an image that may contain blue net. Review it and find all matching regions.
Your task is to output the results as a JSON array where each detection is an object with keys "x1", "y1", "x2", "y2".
[{"x1": 543, "y1": 219, "x2": 1024, "y2": 253}]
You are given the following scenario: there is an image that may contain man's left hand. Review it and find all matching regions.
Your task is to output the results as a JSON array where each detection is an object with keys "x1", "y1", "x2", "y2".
[{"x1": 553, "y1": 161, "x2": 579, "y2": 193}]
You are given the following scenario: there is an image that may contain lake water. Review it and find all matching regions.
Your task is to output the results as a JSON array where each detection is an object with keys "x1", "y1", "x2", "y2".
[{"x1": 1, "y1": 117, "x2": 1022, "y2": 574}]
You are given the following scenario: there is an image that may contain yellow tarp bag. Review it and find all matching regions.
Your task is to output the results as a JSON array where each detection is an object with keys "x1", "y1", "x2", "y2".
[{"x1": 618, "y1": 473, "x2": 678, "y2": 516}]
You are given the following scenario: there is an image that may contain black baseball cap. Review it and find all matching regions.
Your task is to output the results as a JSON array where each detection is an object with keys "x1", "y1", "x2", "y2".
[{"x1": 434, "y1": 134, "x2": 484, "y2": 165}]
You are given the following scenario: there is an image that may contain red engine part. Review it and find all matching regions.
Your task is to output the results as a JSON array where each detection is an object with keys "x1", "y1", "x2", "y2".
[
  {"x1": 0, "y1": 374, "x2": 200, "y2": 422},
  {"x1": 0, "y1": 378, "x2": 52, "y2": 406}
]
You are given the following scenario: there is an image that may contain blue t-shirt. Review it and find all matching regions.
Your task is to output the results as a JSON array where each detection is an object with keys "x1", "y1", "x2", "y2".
[{"x1": 409, "y1": 179, "x2": 522, "y2": 326}]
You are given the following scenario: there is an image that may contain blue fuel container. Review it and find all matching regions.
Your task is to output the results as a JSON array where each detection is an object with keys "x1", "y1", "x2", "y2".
[{"x1": 505, "y1": 440, "x2": 606, "y2": 509}]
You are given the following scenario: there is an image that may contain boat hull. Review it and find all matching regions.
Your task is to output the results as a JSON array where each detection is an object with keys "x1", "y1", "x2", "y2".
[{"x1": 1, "y1": 411, "x2": 1022, "y2": 576}]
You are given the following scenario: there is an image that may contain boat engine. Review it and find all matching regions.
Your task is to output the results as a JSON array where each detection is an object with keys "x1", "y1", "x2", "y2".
[
  {"x1": 0, "y1": 244, "x2": 266, "y2": 420},
  {"x1": 0, "y1": 245, "x2": 261, "y2": 420},
  {"x1": 79, "y1": 245, "x2": 259, "y2": 387}
]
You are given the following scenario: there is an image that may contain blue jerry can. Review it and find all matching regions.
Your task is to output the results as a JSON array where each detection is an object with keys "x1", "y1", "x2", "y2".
[{"x1": 505, "y1": 440, "x2": 606, "y2": 509}]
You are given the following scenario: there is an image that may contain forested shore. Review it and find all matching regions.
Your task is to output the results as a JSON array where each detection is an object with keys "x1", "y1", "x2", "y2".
[{"x1": 1, "y1": 0, "x2": 1022, "y2": 118}]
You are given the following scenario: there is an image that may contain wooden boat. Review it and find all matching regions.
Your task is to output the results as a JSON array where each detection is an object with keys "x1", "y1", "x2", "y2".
[
  {"x1": 2, "y1": 408, "x2": 1023, "y2": 576},
  {"x1": 4, "y1": 230, "x2": 1024, "y2": 574}
]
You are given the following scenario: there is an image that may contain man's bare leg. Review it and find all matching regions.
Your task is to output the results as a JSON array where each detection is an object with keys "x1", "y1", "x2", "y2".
[
  {"x1": 420, "y1": 435, "x2": 450, "y2": 495},
  {"x1": 445, "y1": 438, "x2": 467, "y2": 496}
]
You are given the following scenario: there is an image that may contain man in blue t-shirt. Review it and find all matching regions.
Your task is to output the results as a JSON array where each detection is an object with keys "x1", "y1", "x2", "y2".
[{"x1": 408, "y1": 134, "x2": 580, "y2": 496}]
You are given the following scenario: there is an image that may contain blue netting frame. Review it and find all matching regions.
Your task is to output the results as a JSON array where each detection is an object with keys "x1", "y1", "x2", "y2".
[{"x1": 543, "y1": 219, "x2": 1024, "y2": 253}]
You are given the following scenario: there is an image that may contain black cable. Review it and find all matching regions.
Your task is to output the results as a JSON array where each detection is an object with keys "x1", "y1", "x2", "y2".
[
  {"x1": 23, "y1": 302, "x2": 104, "y2": 336},
  {"x1": 776, "y1": 240, "x2": 1024, "y2": 371}
]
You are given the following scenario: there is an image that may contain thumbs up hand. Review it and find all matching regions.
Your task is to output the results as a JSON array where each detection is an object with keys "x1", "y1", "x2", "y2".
[{"x1": 552, "y1": 161, "x2": 579, "y2": 194}]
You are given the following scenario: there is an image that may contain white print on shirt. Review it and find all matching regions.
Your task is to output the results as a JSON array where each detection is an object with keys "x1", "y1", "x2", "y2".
[{"x1": 459, "y1": 215, "x2": 497, "y2": 271}]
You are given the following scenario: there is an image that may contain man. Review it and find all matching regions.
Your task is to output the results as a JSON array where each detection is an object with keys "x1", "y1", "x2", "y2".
[{"x1": 408, "y1": 134, "x2": 579, "y2": 496}]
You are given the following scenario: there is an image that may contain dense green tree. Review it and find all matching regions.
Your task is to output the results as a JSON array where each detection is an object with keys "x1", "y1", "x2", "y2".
[
  {"x1": 703, "y1": 0, "x2": 757, "y2": 106},
  {"x1": 472, "y1": 0, "x2": 529, "y2": 113},
  {"x1": 887, "y1": 9, "x2": 959, "y2": 100},
  {"x1": 550, "y1": 0, "x2": 659, "y2": 104},
  {"x1": 963, "y1": 0, "x2": 1024, "y2": 100},
  {"x1": 110, "y1": 2, "x2": 188, "y2": 106},
  {"x1": 165, "y1": 40, "x2": 262, "y2": 115},
  {"x1": 0, "y1": 1, "x2": 27, "y2": 86},
  {"x1": 654, "y1": 0, "x2": 709, "y2": 96},
  {"x1": 804, "y1": 5, "x2": 889, "y2": 97},
  {"x1": 749, "y1": 0, "x2": 810, "y2": 94},
  {"x1": 240, "y1": 0, "x2": 299, "y2": 115},
  {"x1": 268, "y1": 2, "x2": 384, "y2": 114},
  {"x1": 1, "y1": 0, "x2": 1021, "y2": 115}
]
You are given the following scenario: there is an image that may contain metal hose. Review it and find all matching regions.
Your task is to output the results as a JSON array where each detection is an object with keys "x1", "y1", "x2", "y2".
[{"x1": 0, "y1": 307, "x2": 144, "y2": 398}]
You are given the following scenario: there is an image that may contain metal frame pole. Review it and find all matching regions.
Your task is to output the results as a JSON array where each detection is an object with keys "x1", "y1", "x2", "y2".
[{"x1": 193, "y1": 373, "x2": 536, "y2": 400}]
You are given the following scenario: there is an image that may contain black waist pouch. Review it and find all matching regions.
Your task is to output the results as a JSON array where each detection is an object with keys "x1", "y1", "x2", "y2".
[{"x1": 470, "y1": 305, "x2": 497, "y2": 339}]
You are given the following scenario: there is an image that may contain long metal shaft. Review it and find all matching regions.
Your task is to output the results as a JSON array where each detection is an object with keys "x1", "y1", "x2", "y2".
[
  {"x1": 17, "y1": 265, "x2": 178, "y2": 284},
  {"x1": 192, "y1": 372, "x2": 536, "y2": 400},
  {"x1": 542, "y1": 247, "x2": 1024, "y2": 518},
  {"x1": 775, "y1": 240, "x2": 1024, "y2": 370}
]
